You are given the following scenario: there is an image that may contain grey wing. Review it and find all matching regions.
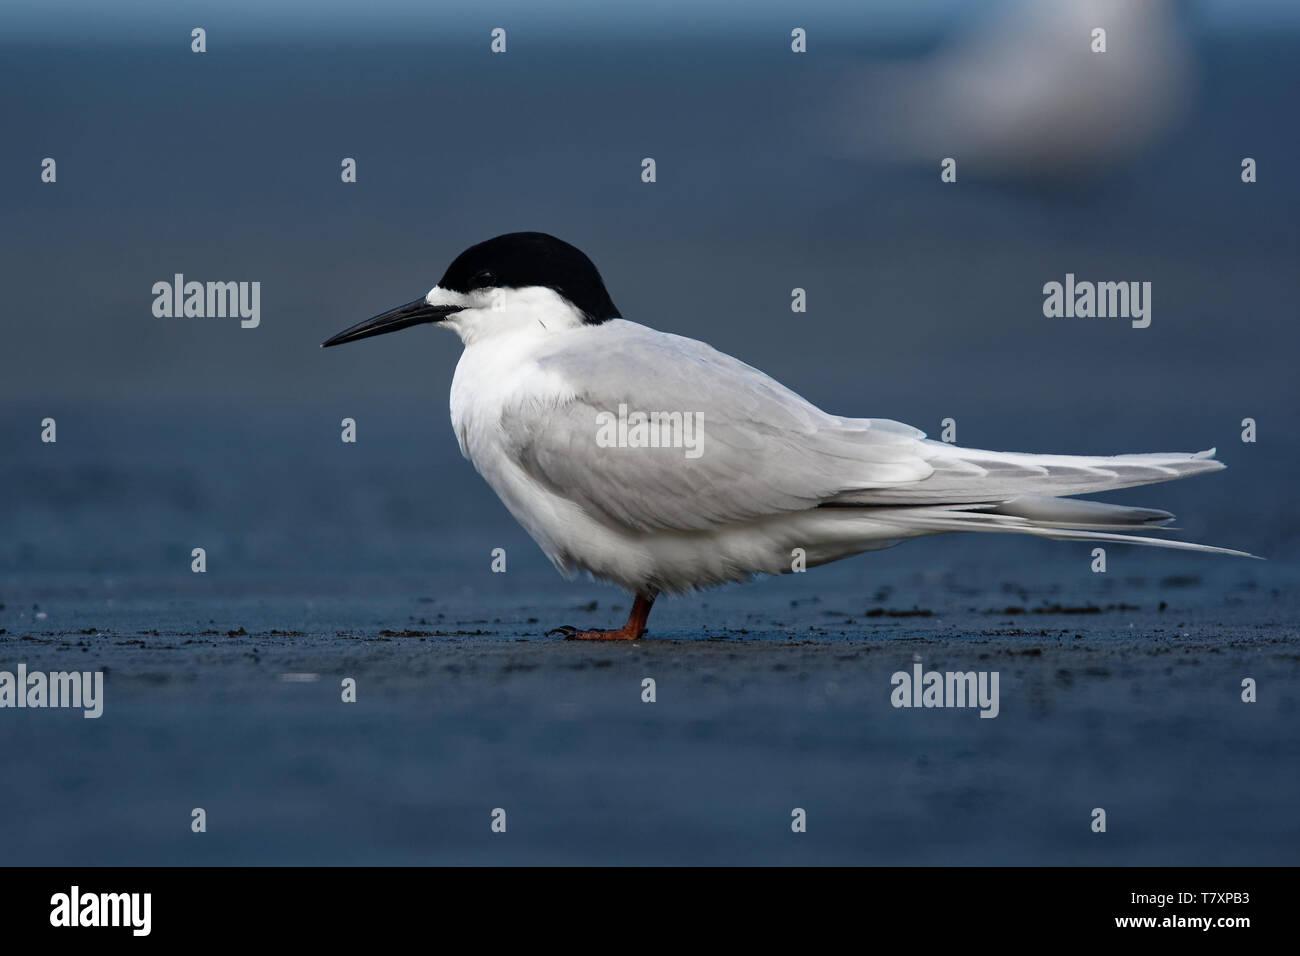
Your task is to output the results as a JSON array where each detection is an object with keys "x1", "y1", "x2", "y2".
[{"x1": 497, "y1": 323, "x2": 935, "y2": 533}]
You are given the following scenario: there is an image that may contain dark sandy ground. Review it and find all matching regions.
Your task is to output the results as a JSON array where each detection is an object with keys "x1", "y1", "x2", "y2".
[{"x1": 2, "y1": 543, "x2": 1296, "y2": 866}]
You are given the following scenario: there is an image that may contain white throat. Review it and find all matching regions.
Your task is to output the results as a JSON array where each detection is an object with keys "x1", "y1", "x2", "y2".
[{"x1": 427, "y1": 285, "x2": 590, "y2": 347}]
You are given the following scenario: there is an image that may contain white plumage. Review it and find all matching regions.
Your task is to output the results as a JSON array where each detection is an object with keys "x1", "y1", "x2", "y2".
[
  {"x1": 442, "y1": 294, "x2": 1250, "y2": 597},
  {"x1": 325, "y1": 233, "x2": 1252, "y2": 639}
]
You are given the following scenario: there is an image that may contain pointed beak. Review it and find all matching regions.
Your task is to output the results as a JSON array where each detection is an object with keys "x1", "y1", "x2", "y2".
[{"x1": 321, "y1": 298, "x2": 464, "y2": 348}]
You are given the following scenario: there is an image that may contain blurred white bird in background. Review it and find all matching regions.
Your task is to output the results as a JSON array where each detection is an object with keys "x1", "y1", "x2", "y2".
[{"x1": 837, "y1": 0, "x2": 1196, "y2": 182}]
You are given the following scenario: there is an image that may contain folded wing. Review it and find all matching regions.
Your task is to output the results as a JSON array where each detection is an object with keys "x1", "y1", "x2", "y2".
[{"x1": 500, "y1": 322, "x2": 1228, "y2": 537}]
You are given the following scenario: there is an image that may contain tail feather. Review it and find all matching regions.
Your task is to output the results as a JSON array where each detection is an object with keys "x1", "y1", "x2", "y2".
[
  {"x1": 821, "y1": 437, "x2": 1256, "y2": 557},
  {"x1": 981, "y1": 494, "x2": 1175, "y2": 530},
  {"x1": 830, "y1": 446, "x2": 1226, "y2": 505},
  {"x1": 868, "y1": 502, "x2": 1260, "y2": 559}
]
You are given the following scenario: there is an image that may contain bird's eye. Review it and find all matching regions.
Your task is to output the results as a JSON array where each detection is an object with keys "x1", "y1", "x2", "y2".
[{"x1": 474, "y1": 271, "x2": 498, "y2": 288}]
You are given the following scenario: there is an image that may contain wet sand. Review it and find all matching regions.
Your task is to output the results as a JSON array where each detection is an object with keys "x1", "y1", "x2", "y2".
[{"x1": 3, "y1": 549, "x2": 1296, "y2": 866}]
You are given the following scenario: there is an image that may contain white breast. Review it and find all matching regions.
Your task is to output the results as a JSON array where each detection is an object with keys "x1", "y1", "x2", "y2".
[
  {"x1": 449, "y1": 330, "x2": 814, "y2": 594},
  {"x1": 448, "y1": 329, "x2": 595, "y2": 568}
]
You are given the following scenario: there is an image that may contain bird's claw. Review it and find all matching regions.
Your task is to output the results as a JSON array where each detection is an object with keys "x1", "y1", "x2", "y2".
[{"x1": 547, "y1": 624, "x2": 643, "y2": 641}]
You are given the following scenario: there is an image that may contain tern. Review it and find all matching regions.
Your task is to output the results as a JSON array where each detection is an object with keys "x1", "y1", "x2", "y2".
[{"x1": 323, "y1": 232, "x2": 1252, "y2": 641}]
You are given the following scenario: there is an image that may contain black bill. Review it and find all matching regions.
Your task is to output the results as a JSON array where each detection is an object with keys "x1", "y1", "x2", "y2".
[{"x1": 321, "y1": 298, "x2": 464, "y2": 348}]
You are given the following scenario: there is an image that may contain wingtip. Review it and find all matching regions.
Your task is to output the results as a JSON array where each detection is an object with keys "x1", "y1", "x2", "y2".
[
  {"x1": 1195, "y1": 448, "x2": 1226, "y2": 471},
  {"x1": 1217, "y1": 544, "x2": 1265, "y2": 560}
]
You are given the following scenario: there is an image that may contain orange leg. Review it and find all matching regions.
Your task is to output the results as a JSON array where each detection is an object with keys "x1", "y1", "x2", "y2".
[{"x1": 549, "y1": 590, "x2": 657, "y2": 641}]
